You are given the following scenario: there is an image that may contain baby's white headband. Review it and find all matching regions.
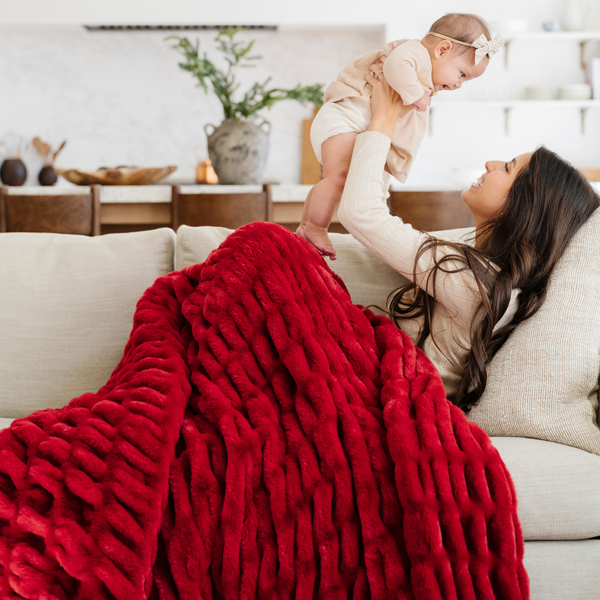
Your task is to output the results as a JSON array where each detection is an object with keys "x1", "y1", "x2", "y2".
[{"x1": 428, "y1": 31, "x2": 504, "y2": 65}]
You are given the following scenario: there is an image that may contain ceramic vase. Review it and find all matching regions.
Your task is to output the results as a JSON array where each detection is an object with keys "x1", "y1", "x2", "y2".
[
  {"x1": 205, "y1": 119, "x2": 271, "y2": 185},
  {"x1": 0, "y1": 158, "x2": 27, "y2": 186},
  {"x1": 38, "y1": 166, "x2": 58, "y2": 186},
  {"x1": 563, "y1": 0, "x2": 590, "y2": 31}
]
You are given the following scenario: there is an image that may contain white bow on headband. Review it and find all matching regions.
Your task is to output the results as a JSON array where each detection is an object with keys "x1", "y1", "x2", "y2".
[
  {"x1": 427, "y1": 31, "x2": 504, "y2": 65},
  {"x1": 472, "y1": 33, "x2": 504, "y2": 65}
]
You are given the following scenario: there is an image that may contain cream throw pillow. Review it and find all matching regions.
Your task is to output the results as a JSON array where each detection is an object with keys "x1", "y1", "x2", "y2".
[
  {"x1": 469, "y1": 209, "x2": 600, "y2": 455},
  {"x1": 0, "y1": 229, "x2": 176, "y2": 418}
]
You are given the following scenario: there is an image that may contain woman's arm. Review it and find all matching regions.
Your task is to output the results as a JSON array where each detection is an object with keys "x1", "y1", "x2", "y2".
[{"x1": 337, "y1": 68, "x2": 482, "y2": 325}]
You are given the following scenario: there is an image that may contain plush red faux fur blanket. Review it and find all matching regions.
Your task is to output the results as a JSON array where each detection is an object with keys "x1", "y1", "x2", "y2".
[{"x1": 0, "y1": 223, "x2": 528, "y2": 599}]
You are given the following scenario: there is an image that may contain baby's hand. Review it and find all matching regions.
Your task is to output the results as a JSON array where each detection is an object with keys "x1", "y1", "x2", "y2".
[{"x1": 413, "y1": 90, "x2": 432, "y2": 112}]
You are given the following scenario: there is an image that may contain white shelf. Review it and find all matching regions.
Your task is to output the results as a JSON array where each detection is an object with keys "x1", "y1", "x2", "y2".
[
  {"x1": 424, "y1": 32, "x2": 600, "y2": 136},
  {"x1": 503, "y1": 32, "x2": 600, "y2": 41},
  {"x1": 501, "y1": 31, "x2": 600, "y2": 68},
  {"x1": 432, "y1": 100, "x2": 600, "y2": 108},
  {"x1": 429, "y1": 101, "x2": 600, "y2": 135}
]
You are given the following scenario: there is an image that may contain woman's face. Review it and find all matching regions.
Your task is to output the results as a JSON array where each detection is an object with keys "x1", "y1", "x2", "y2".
[{"x1": 462, "y1": 153, "x2": 533, "y2": 226}]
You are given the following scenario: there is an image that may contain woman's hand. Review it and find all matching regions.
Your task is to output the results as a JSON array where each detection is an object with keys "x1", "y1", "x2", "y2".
[{"x1": 364, "y1": 55, "x2": 405, "y2": 139}]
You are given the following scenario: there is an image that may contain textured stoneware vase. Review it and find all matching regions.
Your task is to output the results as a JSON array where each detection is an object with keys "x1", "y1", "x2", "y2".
[{"x1": 205, "y1": 119, "x2": 270, "y2": 184}]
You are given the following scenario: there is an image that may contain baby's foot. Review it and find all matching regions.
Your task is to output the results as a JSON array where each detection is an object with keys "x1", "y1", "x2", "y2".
[
  {"x1": 303, "y1": 223, "x2": 337, "y2": 260},
  {"x1": 296, "y1": 223, "x2": 307, "y2": 239}
]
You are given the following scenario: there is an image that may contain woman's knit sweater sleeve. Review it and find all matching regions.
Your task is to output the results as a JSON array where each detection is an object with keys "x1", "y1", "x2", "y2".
[{"x1": 338, "y1": 131, "x2": 482, "y2": 328}]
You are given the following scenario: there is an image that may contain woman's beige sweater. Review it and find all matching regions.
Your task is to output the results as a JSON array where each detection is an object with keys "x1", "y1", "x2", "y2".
[{"x1": 338, "y1": 131, "x2": 518, "y2": 394}]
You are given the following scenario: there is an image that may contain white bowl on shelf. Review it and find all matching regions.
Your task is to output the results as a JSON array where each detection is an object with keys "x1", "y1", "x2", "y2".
[
  {"x1": 558, "y1": 84, "x2": 592, "y2": 100},
  {"x1": 524, "y1": 86, "x2": 556, "y2": 100},
  {"x1": 542, "y1": 20, "x2": 562, "y2": 32}
]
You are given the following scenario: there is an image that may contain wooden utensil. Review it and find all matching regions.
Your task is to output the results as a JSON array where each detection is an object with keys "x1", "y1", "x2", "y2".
[
  {"x1": 32, "y1": 137, "x2": 51, "y2": 158},
  {"x1": 51, "y1": 141, "x2": 67, "y2": 165}
]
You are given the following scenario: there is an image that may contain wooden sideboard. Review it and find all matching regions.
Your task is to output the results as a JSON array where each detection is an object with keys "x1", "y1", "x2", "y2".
[
  {"x1": 387, "y1": 190, "x2": 475, "y2": 232},
  {"x1": 4, "y1": 185, "x2": 475, "y2": 235},
  {"x1": 98, "y1": 184, "x2": 351, "y2": 234}
]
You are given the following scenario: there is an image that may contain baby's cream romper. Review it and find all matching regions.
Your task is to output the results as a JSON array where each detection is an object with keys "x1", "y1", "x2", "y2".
[{"x1": 311, "y1": 39, "x2": 434, "y2": 183}]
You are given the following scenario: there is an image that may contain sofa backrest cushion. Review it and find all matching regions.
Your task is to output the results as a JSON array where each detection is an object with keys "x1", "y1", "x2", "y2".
[
  {"x1": 0, "y1": 228, "x2": 176, "y2": 418},
  {"x1": 176, "y1": 225, "x2": 411, "y2": 312}
]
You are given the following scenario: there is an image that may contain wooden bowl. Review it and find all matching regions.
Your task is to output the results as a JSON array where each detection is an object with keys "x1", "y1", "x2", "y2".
[{"x1": 55, "y1": 166, "x2": 177, "y2": 186}]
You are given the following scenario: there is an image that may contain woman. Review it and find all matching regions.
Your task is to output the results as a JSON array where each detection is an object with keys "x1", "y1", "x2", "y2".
[{"x1": 338, "y1": 58, "x2": 599, "y2": 411}]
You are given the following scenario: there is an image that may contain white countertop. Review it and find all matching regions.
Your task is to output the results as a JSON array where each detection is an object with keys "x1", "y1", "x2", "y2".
[
  {"x1": 12, "y1": 181, "x2": 600, "y2": 200},
  {"x1": 8, "y1": 183, "x2": 468, "y2": 203},
  {"x1": 13, "y1": 182, "x2": 598, "y2": 205}
]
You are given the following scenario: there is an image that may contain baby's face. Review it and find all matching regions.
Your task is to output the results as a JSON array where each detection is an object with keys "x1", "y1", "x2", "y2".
[{"x1": 431, "y1": 51, "x2": 488, "y2": 93}]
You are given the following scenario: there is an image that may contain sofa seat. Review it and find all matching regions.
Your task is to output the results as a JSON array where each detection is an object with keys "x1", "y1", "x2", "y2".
[
  {"x1": 524, "y1": 540, "x2": 600, "y2": 600},
  {"x1": 492, "y1": 437, "x2": 600, "y2": 540}
]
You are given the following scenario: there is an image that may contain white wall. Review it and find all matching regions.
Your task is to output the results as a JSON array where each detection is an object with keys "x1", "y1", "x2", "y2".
[
  {"x1": 4, "y1": 0, "x2": 600, "y2": 30},
  {"x1": 0, "y1": 26, "x2": 384, "y2": 185},
  {"x1": 0, "y1": 0, "x2": 396, "y2": 26},
  {"x1": 2, "y1": 0, "x2": 600, "y2": 187}
]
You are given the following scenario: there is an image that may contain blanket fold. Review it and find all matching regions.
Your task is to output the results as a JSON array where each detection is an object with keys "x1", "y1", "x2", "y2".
[{"x1": 0, "y1": 222, "x2": 528, "y2": 599}]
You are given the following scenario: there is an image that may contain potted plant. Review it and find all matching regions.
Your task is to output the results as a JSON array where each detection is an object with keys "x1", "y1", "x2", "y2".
[{"x1": 169, "y1": 28, "x2": 323, "y2": 184}]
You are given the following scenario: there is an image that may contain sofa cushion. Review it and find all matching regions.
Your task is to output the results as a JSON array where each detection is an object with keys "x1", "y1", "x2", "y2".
[
  {"x1": 492, "y1": 437, "x2": 600, "y2": 540},
  {"x1": 523, "y1": 540, "x2": 600, "y2": 600},
  {"x1": 176, "y1": 225, "x2": 232, "y2": 270},
  {"x1": 0, "y1": 229, "x2": 176, "y2": 418},
  {"x1": 469, "y1": 208, "x2": 600, "y2": 455},
  {"x1": 176, "y1": 225, "x2": 411, "y2": 312}
]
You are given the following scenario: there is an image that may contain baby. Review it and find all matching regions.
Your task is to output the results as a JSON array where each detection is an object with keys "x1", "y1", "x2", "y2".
[{"x1": 297, "y1": 13, "x2": 503, "y2": 259}]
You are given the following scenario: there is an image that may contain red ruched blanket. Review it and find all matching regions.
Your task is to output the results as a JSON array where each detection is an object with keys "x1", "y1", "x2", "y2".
[{"x1": 0, "y1": 223, "x2": 529, "y2": 599}]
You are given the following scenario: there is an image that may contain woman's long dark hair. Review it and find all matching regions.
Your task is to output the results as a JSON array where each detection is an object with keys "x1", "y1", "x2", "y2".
[{"x1": 389, "y1": 146, "x2": 599, "y2": 411}]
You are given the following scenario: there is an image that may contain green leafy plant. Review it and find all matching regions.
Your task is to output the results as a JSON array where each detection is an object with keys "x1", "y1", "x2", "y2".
[{"x1": 169, "y1": 28, "x2": 324, "y2": 121}]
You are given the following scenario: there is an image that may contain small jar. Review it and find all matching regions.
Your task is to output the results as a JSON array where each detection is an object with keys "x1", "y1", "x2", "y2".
[
  {"x1": 38, "y1": 165, "x2": 58, "y2": 186},
  {"x1": 0, "y1": 158, "x2": 27, "y2": 186}
]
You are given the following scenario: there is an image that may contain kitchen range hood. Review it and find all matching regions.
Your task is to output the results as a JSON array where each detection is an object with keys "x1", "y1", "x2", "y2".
[{"x1": 84, "y1": 25, "x2": 277, "y2": 32}]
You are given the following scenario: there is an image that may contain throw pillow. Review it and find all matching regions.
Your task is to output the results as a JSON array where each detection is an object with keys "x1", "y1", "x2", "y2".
[{"x1": 469, "y1": 209, "x2": 600, "y2": 455}]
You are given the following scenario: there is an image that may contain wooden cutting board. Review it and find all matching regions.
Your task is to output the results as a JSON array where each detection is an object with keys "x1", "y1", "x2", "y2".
[
  {"x1": 581, "y1": 168, "x2": 600, "y2": 181},
  {"x1": 301, "y1": 105, "x2": 321, "y2": 185}
]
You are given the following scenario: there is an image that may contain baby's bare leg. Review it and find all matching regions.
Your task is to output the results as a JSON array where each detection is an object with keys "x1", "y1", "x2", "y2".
[
  {"x1": 296, "y1": 187, "x2": 314, "y2": 238},
  {"x1": 297, "y1": 165, "x2": 324, "y2": 238},
  {"x1": 303, "y1": 132, "x2": 357, "y2": 260}
]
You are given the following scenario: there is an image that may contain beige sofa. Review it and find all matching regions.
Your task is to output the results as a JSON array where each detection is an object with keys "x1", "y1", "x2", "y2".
[{"x1": 1, "y1": 224, "x2": 599, "y2": 599}]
